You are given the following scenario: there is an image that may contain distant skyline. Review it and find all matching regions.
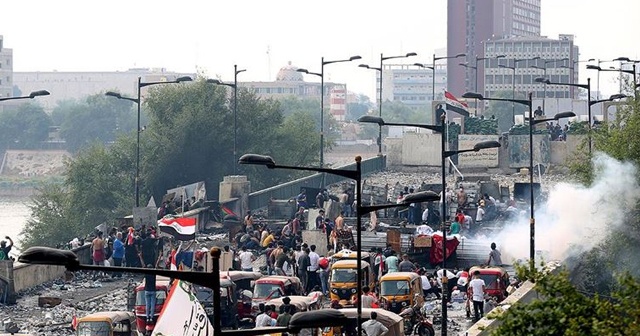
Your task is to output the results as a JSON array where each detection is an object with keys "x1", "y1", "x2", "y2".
[{"x1": 2, "y1": 0, "x2": 639, "y2": 100}]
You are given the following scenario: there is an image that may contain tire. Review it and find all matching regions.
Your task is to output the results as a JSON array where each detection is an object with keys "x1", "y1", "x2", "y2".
[
  {"x1": 418, "y1": 324, "x2": 435, "y2": 336},
  {"x1": 404, "y1": 320, "x2": 413, "y2": 336}
]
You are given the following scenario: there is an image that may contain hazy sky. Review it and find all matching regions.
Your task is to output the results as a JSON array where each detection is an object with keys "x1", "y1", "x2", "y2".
[{"x1": 2, "y1": 0, "x2": 639, "y2": 99}]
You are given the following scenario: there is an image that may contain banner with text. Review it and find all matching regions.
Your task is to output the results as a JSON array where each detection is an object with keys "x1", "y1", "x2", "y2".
[
  {"x1": 152, "y1": 280, "x2": 213, "y2": 336},
  {"x1": 457, "y1": 134, "x2": 500, "y2": 168}
]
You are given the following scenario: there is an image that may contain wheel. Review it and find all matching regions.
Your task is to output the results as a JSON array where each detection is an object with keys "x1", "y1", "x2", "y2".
[
  {"x1": 417, "y1": 324, "x2": 435, "y2": 336},
  {"x1": 404, "y1": 320, "x2": 413, "y2": 335}
]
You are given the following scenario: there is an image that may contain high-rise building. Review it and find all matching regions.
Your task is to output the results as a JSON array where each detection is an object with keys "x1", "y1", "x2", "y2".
[
  {"x1": 0, "y1": 35, "x2": 13, "y2": 98},
  {"x1": 447, "y1": 0, "x2": 541, "y2": 97},
  {"x1": 483, "y1": 34, "x2": 580, "y2": 100}
]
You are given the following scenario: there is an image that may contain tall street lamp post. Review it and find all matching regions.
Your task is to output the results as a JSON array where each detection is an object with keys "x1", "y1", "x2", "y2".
[
  {"x1": 0, "y1": 90, "x2": 50, "y2": 102},
  {"x1": 535, "y1": 77, "x2": 593, "y2": 154},
  {"x1": 238, "y1": 153, "x2": 439, "y2": 336},
  {"x1": 297, "y1": 55, "x2": 361, "y2": 188},
  {"x1": 106, "y1": 75, "x2": 192, "y2": 207},
  {"x1": 359, "y1": 53, "x2": 417, "y2": 156},
  {"x1": 470, "y1": 55, "x2": 506, "y2": 115},
  {"x1": 432, "y1": 53, "x2": 466, "y2": 102},
  {"x1": 206, "y1": 65, "x2": 247, "y2": 175},
  {"x1": 357, "y1": 115, "x2": 499, "y2": 336}
]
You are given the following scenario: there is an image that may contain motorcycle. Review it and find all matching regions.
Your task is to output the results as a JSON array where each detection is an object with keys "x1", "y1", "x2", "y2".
[{"x1": 399, "y1": 295, "x2": 435, "y2": 336}]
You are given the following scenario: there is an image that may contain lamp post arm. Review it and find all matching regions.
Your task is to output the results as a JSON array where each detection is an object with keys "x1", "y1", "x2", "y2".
[
  {"x1": 381, "y1": 122, "x2": 443, "y2": 133},
  {"x1": 480, "y1": 97, "x2": 531, "y2": 107},
  {"x1": 268, "y1": 164, "x2": 359, "y2": 180},
  {"x1": 443, "y1": 148, "x2": 475, "y2": 158},
  {"x1": 0, "y1": 95, "x2": 32, "y2": 101}
]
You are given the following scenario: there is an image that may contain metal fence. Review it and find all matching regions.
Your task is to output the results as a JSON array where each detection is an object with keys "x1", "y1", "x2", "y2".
[{"x1": 248, "y1": 155, "x2": 386, "y2": 210}]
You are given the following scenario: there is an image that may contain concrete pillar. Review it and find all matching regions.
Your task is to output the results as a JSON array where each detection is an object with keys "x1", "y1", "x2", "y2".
[
  {"x1": 0, "y1": 260, "x2": 16, "y2": 304},
  {"x1": 219, "y1": 175, "x2": 251, "y2": 216}
]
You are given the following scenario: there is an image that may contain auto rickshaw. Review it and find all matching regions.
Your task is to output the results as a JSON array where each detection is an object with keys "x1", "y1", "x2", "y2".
[
  {"x1": 252, "y1": 276, "x2": 303, "y2": 316},
  {"x1": 468, "y1": 266, "x2": 510, "y2": 301},
  {"x1": 331, "y1": 249, "x2": 371, "y2": 262},
  {"x1": 321, "y1": 308, "x2": 404, "y2": 336},
  {"x1": 220, "y1": 271, "x2": 263, "y2": 323},
  {"x1": 75, "y1": 311, "x2": 138, "y2": 336},
  {"x1": 378, "y1": 272, "x2": 424, "y2": 314},
  {"x1": 266, "y1": 293, "x2": 322, "y2": 314},
  {"x1": 329, "y1": 259, "x2": 374, "y2": 307},
  {"x1": 194, "y1": 278, "x2": 238, "y2": 329},
  {"x1": 132, "y1": 276, "x2": 171, "y2": 333}
]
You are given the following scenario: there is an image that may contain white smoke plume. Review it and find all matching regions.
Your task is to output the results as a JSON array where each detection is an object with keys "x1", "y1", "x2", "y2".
[{"x1": 490, "y1": 153, "x2": 640, "y2": 263}]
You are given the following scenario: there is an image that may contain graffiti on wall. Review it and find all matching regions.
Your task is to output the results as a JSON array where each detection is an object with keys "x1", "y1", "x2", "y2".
[{"x1": 509, "y1": 134, "x2": 550, "y2": 168}]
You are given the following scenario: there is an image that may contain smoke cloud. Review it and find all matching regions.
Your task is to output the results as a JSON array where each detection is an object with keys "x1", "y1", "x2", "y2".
[{"x1": 491, "y1": 153, "x2": 640, "y2": 263}]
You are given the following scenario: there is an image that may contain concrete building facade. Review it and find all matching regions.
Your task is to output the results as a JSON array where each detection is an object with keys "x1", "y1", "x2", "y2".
[
  {"x1": 483, "y1": 34, "x2": 580, "y2": 100},
  {"x1": 447, "y1": 0, "x2": 541, "y2": 97},
  {"x1": 0, "y1": 35, "x2": 13, "y2": 98},
  {"x1": 379, "y1": 63, "x2": 448, "y2": 111},
  {"x1": 13, "y1": 68, "x2": 195, "y2": 112}
]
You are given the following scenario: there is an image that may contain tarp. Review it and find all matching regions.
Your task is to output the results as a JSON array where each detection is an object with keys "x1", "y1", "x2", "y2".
[{"x1": 430, "y1": 235, "x2": 460, "y2": 265}]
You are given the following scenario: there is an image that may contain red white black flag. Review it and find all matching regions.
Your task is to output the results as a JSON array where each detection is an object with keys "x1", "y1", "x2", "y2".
[
  {"x1": 445, "y1": 91, "x2": 470, "y2": 117},
  {"x1": 158, "y1": 216, "x2": 196, "y2": 241}
]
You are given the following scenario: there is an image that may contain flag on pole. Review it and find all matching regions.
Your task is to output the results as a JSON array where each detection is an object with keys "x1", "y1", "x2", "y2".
[
  {"x1": 445, "y1": 91, "x2": 470, "y2": 117},
  {"x1": 152, "y1": 280, "x2": 213, "y2": 336},
  {"x1": 221, "y1": 204, "x2": 236, "y2": 217},
  {"x1": 158, "y1": 217, "x2": 197, "y2": 241},
  {"x1": 170, "y1": 242, "x2": 182, "y2": 271}
]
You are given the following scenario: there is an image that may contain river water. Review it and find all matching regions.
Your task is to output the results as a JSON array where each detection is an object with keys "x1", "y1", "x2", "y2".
[{"x1": 0, "y1": 197, "x2": 31, "y2": 254}]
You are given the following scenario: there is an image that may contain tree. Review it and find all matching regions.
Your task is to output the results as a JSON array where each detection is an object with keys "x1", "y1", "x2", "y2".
[
  {"x1": 0, "y1": 102, "x2": 51, "y2": 150},
  {"x1": 482, "y1": 90, "x2": 529, "y2": 133},
  {"x1": 346, "y1": 94, "x2": 372, "y2": 121},
  {"x1": 55, "y1": 94, "x2": 136, "y2": 153},
  {"x1": 491, "y1": 264, "x2": 640, "y2": 335}
]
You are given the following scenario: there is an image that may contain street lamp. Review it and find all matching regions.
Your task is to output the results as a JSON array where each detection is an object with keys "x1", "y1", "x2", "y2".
[
  {"x1": 206, "y1": 65, "x2": 246, "y2": 175},
  {"x1": 472, "y1": 55, "x2": 506, "y2": 114},
  {"x1": 106, "y1": 75, "x2": 192, "y2": 207},
  {"x1": 359, "y1": 52, "x2": 417, "y2": 156},
  {"x1": 357, "y1": 115, "x2": 499, "y2": 336},
  {"x1": 0, "y1": 90, "x2": 50, "y2": 102},
  {"x1": 588, "y1": 62, "x2": 639, "y2": 92},
  {"x1": 535, "y1": 77, "x2": 593, "y2": 154},
  {"x1": 433, "y1": 53, "x2": 466, "y2": 102},
  {"x1": 238, "y1": 153, "x2": 439, "y2": 336},
  {"x1": 297, "y1": 55, "x2": 361, "y2": 188}
]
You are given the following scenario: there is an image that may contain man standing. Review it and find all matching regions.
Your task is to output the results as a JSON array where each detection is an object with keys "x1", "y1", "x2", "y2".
[
  {"x1": 297, "y1": 248, "x2": 310, "y2": 293},
  {"x1": 276, "y1": 306, "x2": 292, "y2": 326},
  {"x1": 0, "y1": 236, "x2": 13, "y2": 261},
  {"x1": 487, "y1": 242, "x2": 503, "y2": 266},
  {"x1": 274, "y1": 247, "x2": 289, "y2": 276},
  {"x1": 398, "y1": 254, "x2": 416, "y2": 272},
  {"x1": 360, "y1": 286, "x2": 378, "y2": 308},
  {"x1": 307, "y1": 245, "x2": 320, "y2": 293},
  {"x1": 315, "y1": 209, "x2": 325, "y2": 231},
  {"x1": 141, "y1": 229, "x2": 158, "y2": 268},
  {"x1": 384, "y1": 251, "x2": 399, "y2": 273},
  {"x1": 144, "y1": 271, "x2": 157, "y2": 324},
  {"x1": 112, "y1": 232, "x2": 125, "y2": 277},
  {"x1": 296, "y1": 189, "x2": 307, "y2": 210},
  {"x1": 457, "y1": 186, "x2": 467, "y2": 209},
  {"x1": 91, "y1": 232, "x2": 106, "y2": 266},
  {"x1": 335, "y1": 211, "x2": 345, "y2": 231},
  {"x1": 469, "y1": 270, "x2": 486, "y2": 320},
  {"x1": 238, "y1": 246, "x2": 255, "y2": 272},
  {"x1": 475, "y1": 201, "x2": 486, "y2": 230},
  {"x1": 244, "y1": 211, "x2": 254, "y2": 233},
  {"x1": 361, "y1": 311, "x2": 388, "y2": 336}
]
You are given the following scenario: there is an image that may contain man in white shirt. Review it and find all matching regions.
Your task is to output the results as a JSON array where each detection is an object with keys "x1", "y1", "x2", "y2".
[
  {"x1": 238, "y1": 247, "x2": 255, "y2": 272},
  {"x1": 360, "y1": 286, "x2": 378, "y2": 308},
  {"x1": 436, "y1": 268, "x2": 458, "y2": 301},
  {"x1": 255, "y1": 304, "x2": 275, "y2": 327},
  {"x1": 307, "y1": 245, "x2": 320, "y2": 292},
  {"x1": 476, "y1": 202, "x2": 485, "y2": 224},
  {"x1": 421, "y1": 207, "x2": 429, "y2": 223},
  {"x1": 420, "y1": 272, "x2": 441, "y2": 299},
  {"x1": 469, "y1": 270, "x2": 486, "y2": 320},
  {"x1": 361, "y1": 311, "x2": 388, "y2": 336}
]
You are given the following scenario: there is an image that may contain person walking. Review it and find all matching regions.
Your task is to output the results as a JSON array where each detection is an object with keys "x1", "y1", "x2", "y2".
[
  {"x1": 469, "y1": 270, "x2": 486, "y2": 320},
  {"x1": 361, "y1": 311, "x2": 388, "y2": 336},
  {"x1": 111, "y1": 232, "x2": 125, "y2": 277},
  {"x1": 238, "y1": 246, "x2": 256, "y2": 272},
  {"x1": 385, "y1": 251, "x2": 399, "y2": 273},
  {"x1": 307, "y1": 245, "x2": 320, "y2": 293},
  {"x1": 398, "y1": 254, "x2": 416, "y2": 272},
  {"x1": 297, "y1": 248, "x2": 310, "y2": 293},
  {"x1": 487, "y1": 242, "x2": 503, "y2": 266}
]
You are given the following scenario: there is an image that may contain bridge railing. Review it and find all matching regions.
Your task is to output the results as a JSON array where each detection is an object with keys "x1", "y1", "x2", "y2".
[{"x1": 248, "y1": 155, "x2": 386, "y2": 210}]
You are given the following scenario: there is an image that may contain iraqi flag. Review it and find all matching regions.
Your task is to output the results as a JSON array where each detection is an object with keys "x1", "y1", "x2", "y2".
[
  {"x1": 445, "y1": 91, "x2": 470, "y2": 117},
  {"x1": 158, "y1": 216, "x2": 196, "y2": 241}
]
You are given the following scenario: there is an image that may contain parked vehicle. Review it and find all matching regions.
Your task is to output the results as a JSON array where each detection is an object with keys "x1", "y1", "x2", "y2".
[
  {"x1": 75, "y1": 311, "x2": 138, "y2": 336},
  {"x1": 266, "y1": 293, "x2": 322, "y2": 314},
  {"x1": 379, "y1": 272, "x2": 424, "y2": 314},
  {"x1": 252, "y1": 276, "x2": 303, "y2": 314},
  {"x1": 132, "y1": 276, "x2": 171, "y2": 333},
  {"x1": 220, "y1": 271, "x2": 263, "y2": 324},
  {"x1": 194, "y1": 278, "x2": 238, "y2": 329},
  {"x1": 331, "y1": 249, "x2": 371, "y2": 262},
  {"x1": 320, "y1": 308, "x2": 404, "y2": 336},
  {"x1": 329, "y1": 259, "x2": 374, "y2": 307},
  {"x1": 468, "y1": 266, "x2": 510, "y2": 302},
  {"x1": 399, "y1": 299, "x2": 435, "y2": 336}
]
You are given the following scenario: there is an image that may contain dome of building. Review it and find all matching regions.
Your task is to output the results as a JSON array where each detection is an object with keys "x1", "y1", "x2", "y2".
[{"x1": 276, "y1": 61, "x2": 304, "y2": 82}]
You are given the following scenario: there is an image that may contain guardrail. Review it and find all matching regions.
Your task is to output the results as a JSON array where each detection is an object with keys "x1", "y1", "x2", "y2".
[{"x1": 248, "y1": 155, "x2": 386, "y2": 210}]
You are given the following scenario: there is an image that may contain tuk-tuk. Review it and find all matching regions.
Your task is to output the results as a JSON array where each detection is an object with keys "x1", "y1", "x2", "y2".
[
  {"x1": 379, "y1": 272, "x2": 424, "y2": 314},
  {"x1": 132, "y1": 276, "x2": 171, "y2": 333},
  {"x1": 329, "y1": 259, "x2": 374, "y2": 307},
  {"x1": 75, "y1": 311, "x2": 137, "y2": 336},
  {"x1": 331, "y1": 249, "x2": 371, "y2": 262},
  {"x1": 321, "y1": 308, "x2": 404, "y2": 336},
  {"x1": 220, "y1": 271, "x2": 263, "y2": 322},
  {"x1": 266, "y1": 293, "x2": 321, "y2": 314},
  {"x1": 468, "y1": 266, "x2": 510, "y2": 302},
  {"x1": 252, "y1": 276, "x2": 303, "y2": 315},
  {"x1": 194, "y1": 278, "x2": 238, "y2": 329}
]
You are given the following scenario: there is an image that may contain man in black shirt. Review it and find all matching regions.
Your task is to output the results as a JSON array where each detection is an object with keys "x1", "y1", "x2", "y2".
[
  {"x1": 141, "y1": 229, "x2": 158, "y2": 268},
  {"x1": 144, "y1": 272, "x2": 157, "y2": 323}
]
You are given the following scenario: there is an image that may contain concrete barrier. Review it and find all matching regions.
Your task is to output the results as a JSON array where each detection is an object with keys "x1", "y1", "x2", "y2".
[{"x1": 0, "y1": 244, "x2": 91, "y2": 304}]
